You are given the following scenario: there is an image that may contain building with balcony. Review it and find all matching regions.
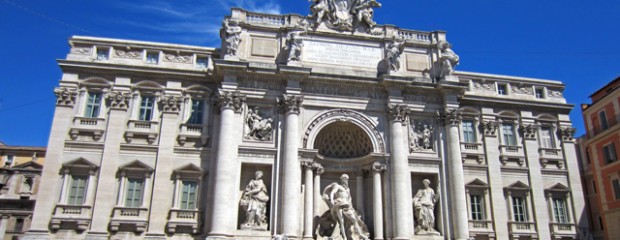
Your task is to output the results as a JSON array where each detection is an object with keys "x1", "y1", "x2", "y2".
[
  {"x1": 577, "y1": 77, "x2": 620, "y2": 240},
  {"x1": 25, "y1": 4, "x2": 587, "y2": 240},
  {"x1": 0, "y1": 143, "x2": 46, "y2": 240}
]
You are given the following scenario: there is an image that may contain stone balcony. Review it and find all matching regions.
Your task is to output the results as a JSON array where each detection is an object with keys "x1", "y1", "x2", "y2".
[
  {"x1": 177, "y1": 124, "x2": 208, "y2": 147},
  {"x1": 50, "y1": 204, "x2": 92, "y2": 231},
  {"x1": 124, "y1": 120, "x2": 159, "y2": 144},
  {"x1": 468, "y1": 220, "x2": 495, "y2": 237},
  {"x1": 461, "y1": 142, "x2": 485, "y2": 165},
  {"x1": 539, "y1": 148, "x2": 566, "y2": 169},
  {"x1": 508, "y1": 221, "x2": 537, "y2": 237},
  {"x1": 109, "y1": 207, "x2": 149, "y2": 232},
  {"x1": 167, "y1": 209, "x2": 201, "y2": 234},
  {"x1": 550, "y1": 223, "x2": 576, "y2": 238},
  {"x1": 499, "y1": 145, "x2": 526, "y2": 167},
  {"x1": 69, "y1": 117, "x2": 106, "y2": 141}
]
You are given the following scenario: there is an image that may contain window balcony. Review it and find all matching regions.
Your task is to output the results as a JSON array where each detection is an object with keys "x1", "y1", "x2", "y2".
[
  {"x1": 125, "y1": 120, "x2": 159, "y2": 144},
  {"x1": 177, "y1": 124, "x2": 208, "y2": 147},
  {"x1": 539, "y1": 148, "x2": 563, "y2": 159},
  {"x1": 50, "y1": 204, "x2": 92, "y2": 231},
  {"x1": 69, "y1": 117, "x2": 106, "y2": 141},
  {"x1": 469, "y1": 220, "x2": 494, "y2": 233},
  {"x1": 461, "y1": 142, "x2": 483, "y2": 154},
  {"x1": 499, "y1": 145, "x2": 524, "y2": 156},
  {"x1": 508, "y1": 221, "x2": 537, "y2": 236},
  {"x1": 110, "y1": 207, "x2": 149, "y2": 232},
  {"x1": 550, "y1": 223, "x2": 576, "y2": 238},
  {"x1": 167, "y1": 209, "x2": 201, "y2": 234}
]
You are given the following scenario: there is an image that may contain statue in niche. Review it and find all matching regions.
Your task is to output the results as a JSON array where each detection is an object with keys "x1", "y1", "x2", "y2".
[
  {"x1": 245, "y1": 107, "x2": 273, "y2": 141},
  {"x1": 439, "y1": 41, "x2": 459, "y2": 78},
  {"x1": 353, "y1": 0, "x2": 381, "y2": 29},
  {"x1": 385, "y1": 38, "x2": 405, "y2": 72},
  {"x1": 322, "y1": 174, "x2": 370, "y2": 240},
  {"x1": 409, "y1": 119, "x2": 435, "y2": 152},
  {"x1": 240, "y1": 171, "x2": 270, "y2": 230},
  {"x1": 223, "y1": 20, "x2": 242, "y2": 56},
  {"x1": 413, "y1": 179, "x2": 440, "y2": 235}
]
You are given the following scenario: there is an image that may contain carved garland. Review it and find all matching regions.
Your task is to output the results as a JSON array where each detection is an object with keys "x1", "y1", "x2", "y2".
[{"x1": 302, "y1": 109, "x2": 386, "y2": 154}]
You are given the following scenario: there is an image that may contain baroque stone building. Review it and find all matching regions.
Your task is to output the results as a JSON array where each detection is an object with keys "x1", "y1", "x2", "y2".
[{"x1": 26, "y1": 3, "x2": 587, "y2": 240}]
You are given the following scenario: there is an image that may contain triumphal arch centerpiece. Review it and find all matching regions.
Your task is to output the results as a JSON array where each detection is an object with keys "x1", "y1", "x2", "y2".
[{"x1": 25, "y1": 1, "x2": 587, "y2": 240}]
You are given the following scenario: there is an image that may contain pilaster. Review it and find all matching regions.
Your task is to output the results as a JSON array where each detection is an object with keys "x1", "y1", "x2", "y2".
[{"x1": 522, "y1": 118, "x2": 551, "y2": 240}]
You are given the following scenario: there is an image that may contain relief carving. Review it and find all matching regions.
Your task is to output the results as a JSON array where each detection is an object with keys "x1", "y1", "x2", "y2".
[
  {"x1": 511, "y1": 85, "x2": 533, "y2": 95},
  {"x1": 409, "y1": 119, "x2": 435, "y2": 152},
  {"x1": 54, "y1": 87, "x2": 78, "y2": 106},
  {"x1": 106, "y1": 91, "x2": 132, "y2": 109},
  {"x1": 70, "y1": 46, "x2": 92, "y2": 55},
  {"x1": 163, "y1": 53, "x2": 193, "y2": 63},
  {"x1": 473, "y1": 81, "x2": 495, "y2": 92},
  {"x1": 115, "y1": 49, "x2": 142, "y2": 59},
  {"x1": 308, "y1": 0, "x2": 381, "y2": 32},
  {"x1": 548, "y1": 89, "x2": 563, "y2": 98},
  {"x1": 244, "y1": 106, "x2": 274, "y2": 141}
]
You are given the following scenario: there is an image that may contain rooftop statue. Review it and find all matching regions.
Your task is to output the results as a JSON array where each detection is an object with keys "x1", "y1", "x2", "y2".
[
  {"x1": 308, "y1": 0, "x2": 382, "y2": 31},
  {"x1": 439, "y1": 41, "x2": 460, "y2": 78}
]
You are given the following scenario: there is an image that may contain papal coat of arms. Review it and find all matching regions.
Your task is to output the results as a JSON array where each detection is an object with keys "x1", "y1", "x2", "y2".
[{"x1": 309, "y1": 0, "x2": 382, "y2": 31}]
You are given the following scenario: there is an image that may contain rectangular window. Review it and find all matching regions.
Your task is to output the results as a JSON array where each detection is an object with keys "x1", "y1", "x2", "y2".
[
  {"x1": 540, "y1": 127, "x2": 556, "y2": 149},
  {"x1": 96, "y1": 48, "x2": 109, "y2": 60},
  {"x1": 613, "y1": 179, "x2": 620, "y2": 200},
  {"x1": 84, "y1": 92, "x2": 102, "y2": 118},
  {"x1": 180, "y1": 181, "x2": 198, "y2": 210},
  {"x1": 512, "y1": 196, "x2": 528, "y2": 222},
  {"x1": 146, "y1": 52, "x2": 159, "y2": 64},
  {"x1": 603, "y1": 144, "x2": 617, "y2": 164},
  {"x1": 470, "y1": 194, "x2": 484, "y2": 220},
  {"x1": 599, "y1": 111, "x2": 609, "y2": 130},
  {"x1": 462, "y1": 120, "x2": 477, "y2": 143},
  {"x1": 68, "y1": 175, "x2": 88, "y2": 205},
  {"x1": 196, "y1": 57, "x2": 208, "y2": 69},
  {"x1": 502, "y1": 124, "x2": 517, "y2": 146},
  {"x1": 592, "y1": 180, "x2": 597, "y2": 194},
  {"x1": 187, "y1": 99, "x2": 204, "y2": 125},
  {"x1": 535, "y1": 88, "x2": 545, "y2": 99},
  {"x1": 497, "y1": 84, "x2": 508, "y2": 95},
  {"x1": 13, "y1": 218, "x2": 24, "y2": 232},
  {"x1": 553, "y1": 198, "x2": 569, "y2": 223},
  {"x1": 139, "y1": 96, "x2": 155, "y2": 121},
  {"x1": 125, "y1": 178, "x2": 144, "y2": 208}
]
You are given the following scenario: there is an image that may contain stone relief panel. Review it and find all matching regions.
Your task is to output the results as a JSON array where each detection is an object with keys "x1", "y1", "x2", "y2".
[
  {"x1": 70, "y1": 45, "x2": 92, "y2": 55},
  {"x1": 115, "y1": 49, "x2": 142, "y2": 59},
  {"x1": 511, "y1": 85, "x2": 533, "y2": 95},
  {"x1": 163, "y1": 52, "x2": 193, "y2": 64},
  {"x1": 244, "y1": 105, "x2": 274, "y2": 141},
  {"x1": 548, "y1": 89, "x2": 564, "y2": 98},
  {"x1": 408, "y1": 118, "x2": 436, "y2": 153},
  {"x1": 472, "y1": 80, "x2": 495, "y2": 92},
  {"x1": 309, "y1": 0, "x2": 382, "y2": 33}
]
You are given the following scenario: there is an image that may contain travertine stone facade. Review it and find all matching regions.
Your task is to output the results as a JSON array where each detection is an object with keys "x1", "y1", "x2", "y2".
[{"x1": 26, "y1": 4, "x2": 586, "y2": 240}]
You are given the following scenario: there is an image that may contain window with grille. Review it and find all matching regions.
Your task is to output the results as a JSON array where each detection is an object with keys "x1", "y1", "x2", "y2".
[
  {"x1": 96, "y1": 47, "x2": 109, "y2": 60},
  {"x1": 146, "y1": 52, "x2": 159, "y2": 64},
  {"x1": 497, "y1": 84, "x2": 508, "y2": 95},
  {"x1": 470, "y1": 194, "x2": 484, "y2": 220},
  {"x1": 512, "y1": 196, "x2": 528, "y2": 222},
  {"x1": 139, "y1": 96, "x2": 155, "y2": 121},
  {"x1": 125, "y1": 178, "x2": 144, "y2": 208},
  {"x1": 462, "y1": 120, "x2": 477, "y2": 143},
  {"x1": 539, "y1": 127, "x2": 555, "y2": 149},
  {"x1": 553, "y1": 198, "x2": 569, "y2": 223},
  {"x1": 196, "y1": 57, "x2": 208, "y2": 69},
  {"x1": 187, "y1": 99, "x2": 204, "y2": 125},
  {"x1": 535, "y1": 88, "x2": 545, "y2": 99},
  {"x1": 502, "y1": 124, "x2": 517, "y2": 146},
  {"x1": 68, "y1": 175, "x2": 88, "y2": 205},
  {"x1": 84, "y1": 92, "x2": 102, "y2": 118},
  {"x1": 180, "y1": 181, "x2": 198, "y2": 210}
]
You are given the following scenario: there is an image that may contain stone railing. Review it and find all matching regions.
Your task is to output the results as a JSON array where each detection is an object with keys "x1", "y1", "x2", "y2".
[
  {"x1": 539, "y1": 148, "x2": 563, "y2": 159},
  {"x1": 508, "y1": 221, "x2": 537, "y2": 235},
  {"x1": 246, "y1": 13, "x2": 286, "y2": 26},
  {"x1": 461, "y1": 142, "x2": 483, "y2": 153},
  {"x1": 550, "y1": 223, "x2": 576, "y2": 235},
  {"x1": 125, "y1": 120, "x2": 160, "y2": 144},
  {"x1": 469, "y1": 220, "x2": 494, "y2": 232},
  {"x1": 167, "y1": 209, "x2": 201, "y2": 234},
  {"x1": 397, "y1": 30, "x2": 434, "y2": 43},
  {"x1": 50, "y1": 204, "x2": 92, "y2": 231},
  {"x1": 499, "y1": 145, "x2": 524, "y2": 156},
  {"x1": 177, "y1": 124, "x2": 208, "y2": 146},
  {"x1": 69, "y1": 117, "x2": 106, "y2": 141},
  {"x1": 110, "y1": 207, "x2": 149, "y2": 232}
]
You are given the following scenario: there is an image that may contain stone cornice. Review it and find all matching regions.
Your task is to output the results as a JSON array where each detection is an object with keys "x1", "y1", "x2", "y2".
[{"x1": 57, "y1": 60, "x2": 210, "y2": 78}]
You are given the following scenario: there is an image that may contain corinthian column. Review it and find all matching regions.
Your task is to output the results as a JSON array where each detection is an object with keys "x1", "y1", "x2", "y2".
[
  {"x1": 440, "y1": 110, "x2": 469, "y2": 240},
  {"x1": 279, "y1": 94, "x2": 304, "y2": 238},
  {"x1": 387, "y1": 105, "x2": 414, "y2": 240},
  {"x1": 208, "y1": 90, "x2": 245, "y2": 239}
]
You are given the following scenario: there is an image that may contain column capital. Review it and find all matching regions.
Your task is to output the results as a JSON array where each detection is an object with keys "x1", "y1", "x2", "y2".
[
  {"x1": 278, "y1": 94, "x2": 303, "y2": 114},
  {"x1": 54, "y1": 87, "x2": 78, "y2": 107},
  {"x1": 520, "y1": 123, "x2": 540, "y2": 140},
  {"x1": 387, "y1": 104, "x2": 409, "y2": 123},
  {"x1": 106, "y1": 90, "x2": 132, "y2": 110},
  {"x1": 371, "y1": 163, "x2": 387, "y2": 173},
  {"x1": 215, "y1": 90, "x2": 245, "y2": 113},
  {"x1": 437, "y1": 109, "x2": 462, "y2": 126},
  {"x1": 159, "y1": 95, "x2": 183, "y2": 113},
  {"x1": 312, "y1": 162, "x2": 324, "y2": 175},
  {"x1": 559, "y1": 127, "x2": 576, "y2": 142},
  {"x1": 481, "y1": 120, "x2": 500, "y2": 137}
]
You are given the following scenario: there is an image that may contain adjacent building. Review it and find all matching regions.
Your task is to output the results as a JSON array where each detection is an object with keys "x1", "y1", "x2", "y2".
[
  {"x1": 0, "y1": 143, "x2": 46, "y2": 240},
  {"x1": 578, "y1": 77, "x2": 620, "y2": 240},
  {"x1": 25, "y1": 4, "x2": 588, "y2": 240}
]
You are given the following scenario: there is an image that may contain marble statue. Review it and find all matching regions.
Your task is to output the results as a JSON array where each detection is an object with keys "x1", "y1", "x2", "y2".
[
  {"x1": 223, "y1": 21, "x2": 242, "y2": 56},
  {"x1": 409, "y1": 120, "x2": 435, "y2": 152},
  {"x1": 308, "y1": 0, "x2": 381, "y2": 31},
  {"x1": 245, "y1": 107, "x2": 273, "y2": 141},
  {"x1": 309, "y1": 0, "x2": 329, "y2": 27},
  {"x1": 240, "y1": 171, "x2": 270, "y2": 230},
  {"x1": 385, "y1": 39, "x2": 405, "y2": 72},
  {"x1": 439, "y1": 41, "x2": 459, "y2": 78},
  {"x1": 286, "y1": 28, "x2": 306, "y2": 62},
  {"x1": 353, "y1": 0, "x2": 381, "y2": 29},
  {"x1": 322, "y1": 174, "x2": 370, "y2": 240},
  {"x1": 413, "y1": 179, "x2": 440, "y2": 235}
]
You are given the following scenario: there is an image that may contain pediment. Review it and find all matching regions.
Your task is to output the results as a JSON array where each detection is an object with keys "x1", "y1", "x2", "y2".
[
  {"x1": 119, "y1": 160, "x2": 154, "y2": 173},
  {"x1": 13, "y1": 161, "x2": 43, "y2": 170},
  {"x1": 546, "y1": 183, "x2": 570, "y2": 192},
  {"x1": 506, "y1": 181, "x2": 530, "y2": 191},
  {"x1": 466, "y1": 179, "x2": 489, "y2": 188},
  {"x1": 62, "y1": 157, "x2": 98, "y2": 169},
  {"x1": 173, "y1": 163, "x2": 203, "y2": 174}
]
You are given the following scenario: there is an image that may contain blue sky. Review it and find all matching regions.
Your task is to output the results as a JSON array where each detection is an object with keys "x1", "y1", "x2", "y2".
[{"x1": 1, "y1": 0, "x2": 619, "y2": 146}]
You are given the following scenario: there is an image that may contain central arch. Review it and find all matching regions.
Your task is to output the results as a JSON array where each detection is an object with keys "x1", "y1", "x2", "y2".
[{"x1": 302, "y1": 109, "x2": 386, "y2": 155}]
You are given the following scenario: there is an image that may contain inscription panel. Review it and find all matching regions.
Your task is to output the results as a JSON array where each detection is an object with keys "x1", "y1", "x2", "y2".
[{"x1": 302, "y1": 40, "x2": 382, "y2": 69}]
